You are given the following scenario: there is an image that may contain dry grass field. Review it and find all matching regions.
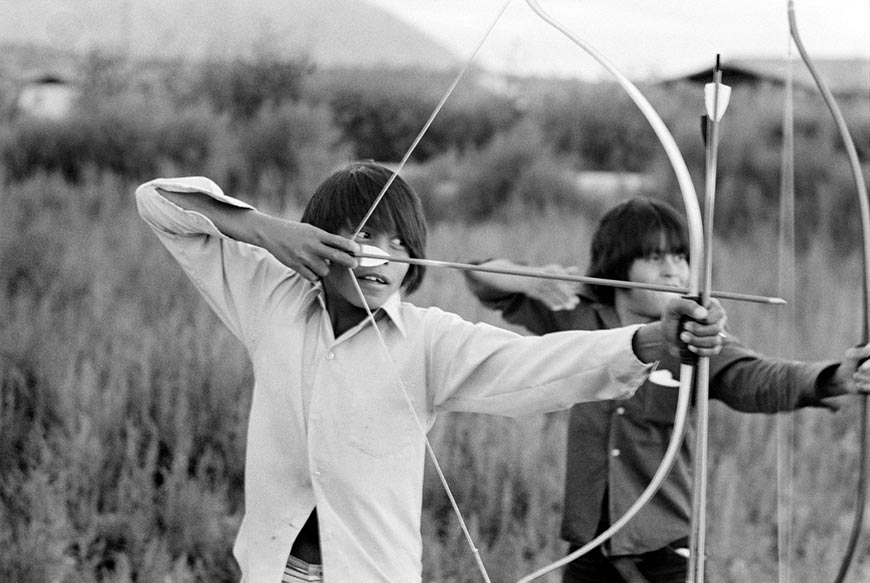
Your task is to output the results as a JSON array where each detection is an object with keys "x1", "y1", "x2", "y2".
[{"x1": 2, "y1": 173, "x2": 868, "y2": 582}]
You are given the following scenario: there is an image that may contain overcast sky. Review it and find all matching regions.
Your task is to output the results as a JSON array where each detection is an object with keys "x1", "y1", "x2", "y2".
[{"x1": 367, "y1": 0, "x2": 870, "y2": 79}]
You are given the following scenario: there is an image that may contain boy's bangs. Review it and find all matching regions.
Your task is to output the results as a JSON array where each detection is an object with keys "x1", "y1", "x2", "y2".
[
  {"x1": 346, "y1": 167, "x2": 408, "y2": 237},
  {"x1": 639, "y1": 222, "x2": 688, "y2": 258},
  {"x1": 627, "y1": 198, "x2": 689, "y2": 260},
  {"x1": 362, "y1": 199, "x2": 400, "y2": 239},
  {"x1": 343, "y1": 186, "x2": 419, "y2": 253}
]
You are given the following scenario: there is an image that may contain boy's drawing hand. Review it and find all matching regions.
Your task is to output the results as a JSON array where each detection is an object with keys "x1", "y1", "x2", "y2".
[
  {"x1": 259, "y1": 217, "x2": 360, "y2": 281},
  {"x1": 528, "y1": 264, "x2": 583, "y2": 310}
]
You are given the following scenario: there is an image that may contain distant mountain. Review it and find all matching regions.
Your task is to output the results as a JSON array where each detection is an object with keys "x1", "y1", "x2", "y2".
[{"x1": 0, "y1": 0, "x2": 459, "y2": 70}]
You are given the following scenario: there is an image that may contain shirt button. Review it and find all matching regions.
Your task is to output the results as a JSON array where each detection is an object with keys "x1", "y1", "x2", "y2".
[
  {"x1": 325, "y1": 352, "x2": 335, "y2": 360},
  {"x1": 611, "y1": 449, "x2": 621, "y2": 457},
  {"x1": 313, "y1": 471, "x2": 322, "y2": 477},
  {"x1": 615, "y1": 407, "x2": 625, "y2": 415}
]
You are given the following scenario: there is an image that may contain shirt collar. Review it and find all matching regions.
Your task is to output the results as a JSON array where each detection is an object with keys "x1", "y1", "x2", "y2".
[
  {"x1": 302, "y1": 280, "x2": 326, "y2": 311},
  {"x1": 303, "y1": 281, "x2": 407, "y2": 338},
  {"x1": 378, "y1": 292, "x2": 407, "y2": 337}
]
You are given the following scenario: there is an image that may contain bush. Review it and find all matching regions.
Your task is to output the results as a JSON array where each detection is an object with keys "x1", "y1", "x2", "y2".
[
  {"x1": 1, "y1": 87, "x2": 350, "y2": 209},
  {"x1": 0, "y1": 105, "x2": 221, "y2": 185},
  {"x1": 307, "y1": 67, "x2": 519, "y2": 162},
  {"x1": 188, "y1": 52, "x2": 313, "y2": 120},
  {"x1": 1, "y1": 117, "x2": 91, "y2": 182},
  {"x1": 527, "y1": 81, "x2": 660, "y2": 172},
  {"x1": 231, "y1": 101, "x2": 352, "y2": 207},
  {"x1": 439, "y1": 122, "x2": 584, "y2": 222}
]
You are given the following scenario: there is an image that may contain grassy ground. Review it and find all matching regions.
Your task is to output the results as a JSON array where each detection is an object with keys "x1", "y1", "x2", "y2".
[{"x1": 1, "y1": 175, "x2": 868, "y2": 582}]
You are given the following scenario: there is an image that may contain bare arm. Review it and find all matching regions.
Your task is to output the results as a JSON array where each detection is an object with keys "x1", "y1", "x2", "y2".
[{"x1": 157, "y1": 188, "x2": 359, "y2": 281}]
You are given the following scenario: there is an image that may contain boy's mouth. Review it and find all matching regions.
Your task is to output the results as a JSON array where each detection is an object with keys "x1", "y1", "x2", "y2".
[{"x1": 357, "y1": 272, "x2": 390, "y2": 286}]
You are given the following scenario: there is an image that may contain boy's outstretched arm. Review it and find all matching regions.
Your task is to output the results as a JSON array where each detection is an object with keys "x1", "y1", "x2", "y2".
[
  {"x1": 465, "y1": 259, "x2": 583, "y2": 310},
  {"x1": 632, "y1": 297, "x2": 726, "y2": 364},
  {"x1": 156, "y1": 187, "x2": 359, "y2": 281}
]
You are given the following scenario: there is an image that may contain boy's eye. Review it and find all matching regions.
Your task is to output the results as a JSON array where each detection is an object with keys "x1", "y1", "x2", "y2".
[
  {"x1": 390, "y1": 237, "x2": 406, "y2": 249},
  {"x1": 644, "y1": 251, "x2": 687, "y2": 264},
  {"x1": 355, "y1": 231, "x2": 372, "y2": 241}
]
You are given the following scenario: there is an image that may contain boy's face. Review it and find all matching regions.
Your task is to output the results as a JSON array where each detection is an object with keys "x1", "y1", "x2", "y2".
[
  {"x1": 321, "y1": 227, "x2": 411, "y2": 310},
  {"x1": 620, "y1": 250, "x2": 690, "y2": 321}
]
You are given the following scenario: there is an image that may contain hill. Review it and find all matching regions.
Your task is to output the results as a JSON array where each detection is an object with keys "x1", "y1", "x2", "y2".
[{"x1": 0, "y1": 0, "x2": 459, "y2": 71}]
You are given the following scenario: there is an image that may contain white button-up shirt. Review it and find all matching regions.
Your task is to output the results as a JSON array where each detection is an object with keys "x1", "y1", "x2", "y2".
[{"x1": 135, "y1": 177, "x2": 653, "y2": 583}]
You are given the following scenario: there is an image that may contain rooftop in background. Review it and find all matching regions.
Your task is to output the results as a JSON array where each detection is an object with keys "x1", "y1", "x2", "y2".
[{"x1": 669, "y1": 57, "x2": 870, "y2": 98}]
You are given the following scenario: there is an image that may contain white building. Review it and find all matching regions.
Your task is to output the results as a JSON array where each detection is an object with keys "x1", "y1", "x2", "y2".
[{"x1": 16, "y1": 74, "x2": 77, "y2": 119}]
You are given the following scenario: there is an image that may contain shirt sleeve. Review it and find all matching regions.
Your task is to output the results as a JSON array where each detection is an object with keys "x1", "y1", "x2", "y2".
[
  {"x1": 424, "y1": 309, "x2": 653, "y2": 417},
  {"x1": 135, "y1": 177, "x2": 302, "y2": 347},
  {"x1": 703, "y1": 337, "x2": 837, "y2": 412},
  {"x1": 464, "y1": 269, "x2": 563, "y2": 335}
]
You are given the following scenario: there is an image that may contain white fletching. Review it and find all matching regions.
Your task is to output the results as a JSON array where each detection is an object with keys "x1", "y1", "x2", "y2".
[
  {"x1": 358, "y1": 244, "x2": 390, "y2": 267},
  {"x1": 704, "y1": 82, "x2": 732, "y2": 122}
]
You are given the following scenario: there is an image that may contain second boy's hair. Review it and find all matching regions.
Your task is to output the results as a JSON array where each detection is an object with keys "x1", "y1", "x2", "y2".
[
  {"x1": 301, "y1": 162, "x2": 428, "y2": 294},
  {"x1": 585, "y1": 197, "x2": 689, "y2": 305}
]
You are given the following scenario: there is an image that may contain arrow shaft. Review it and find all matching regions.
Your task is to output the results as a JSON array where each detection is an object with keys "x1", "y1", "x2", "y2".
[{"x1": 356, "y1": 253, "x2": 786, "y2": 305}]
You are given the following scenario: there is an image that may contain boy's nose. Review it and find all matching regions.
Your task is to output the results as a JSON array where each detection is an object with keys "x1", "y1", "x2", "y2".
[
  {"x1": 660, "y1": 254, "x2": 684, "y2": 275},
  {"x1": 371, "y1": 235, "x2": 392, "y2": 250}
]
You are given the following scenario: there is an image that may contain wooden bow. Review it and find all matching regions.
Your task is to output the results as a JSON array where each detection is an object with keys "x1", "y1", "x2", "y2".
[
  {"x1": 515, "y1": 1, "x2": 709, "y2": 581},
  {"x1": 787, "y1": 2, "x2": 870, "y2": 581}
]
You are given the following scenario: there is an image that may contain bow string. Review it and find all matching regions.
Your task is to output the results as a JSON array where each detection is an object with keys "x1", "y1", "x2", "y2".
[
  {"x1": 349, "y1": 4, "x2": 513, "y2": 582},
  {"x1": 353, "y1": 2, "x2": 713, "y2": 581},
  {"x1": 776, "y1": 29, "x2": 798, "y2": 583}
]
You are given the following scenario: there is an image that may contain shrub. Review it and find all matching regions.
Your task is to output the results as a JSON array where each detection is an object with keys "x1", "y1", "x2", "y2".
[
  {"x1": 0, "y1": 93, "x2": 349, "y2": 207},
  {"x1": 231, "y1": 101, "x2": 352, "y2": 208},
  {"x1": 190, "y1": 53, "x2": 313, "y2": 120},
  {"x1": 444, "y1": 122, "x2": 584, "y2": 222},
  {"x1": 307, "y1": 67, "x2": 519, "y2": 162},
  {"x1": 527, "y1": 81, "x2": 660, "y2": 172}
]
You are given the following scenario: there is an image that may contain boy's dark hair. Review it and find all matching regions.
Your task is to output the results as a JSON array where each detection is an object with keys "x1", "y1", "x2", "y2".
[
  {"x1": 585, "y1": 197, "x2": 689, "y2": 305},
  {"x1": 301, "y1": 161, "x2": 428, "y2": 294}
]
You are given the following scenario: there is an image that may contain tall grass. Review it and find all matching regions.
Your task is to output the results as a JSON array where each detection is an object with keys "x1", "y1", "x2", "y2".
[{"x1": 1, "y1": 174, "x2": 868, "y2": 583}]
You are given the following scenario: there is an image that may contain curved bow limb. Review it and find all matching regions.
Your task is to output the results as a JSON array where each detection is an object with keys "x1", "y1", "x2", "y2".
[
  {"x1": 515, "y1": 2, "x2": 708, "y2": 582},
  {"x1": 788, "y1": 2, "x2": 870, "y2": 582}
]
